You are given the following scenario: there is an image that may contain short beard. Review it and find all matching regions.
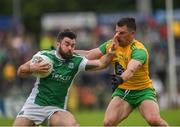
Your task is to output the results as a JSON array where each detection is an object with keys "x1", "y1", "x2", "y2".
[
  {"x1": 118, "y1": 39, "x2": 130, "y2": 47},
  {"x1": 58, "y1": 46, "x2": 72, "y2": 60}
]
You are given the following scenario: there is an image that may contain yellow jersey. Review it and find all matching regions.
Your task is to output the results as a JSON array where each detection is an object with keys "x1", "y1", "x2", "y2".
[{"x1": 99, "y1": 39, "x2": 153, "y2": 90}]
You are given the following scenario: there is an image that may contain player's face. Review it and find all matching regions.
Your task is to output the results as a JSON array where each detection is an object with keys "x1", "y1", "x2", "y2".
[
  {"x1": 115, "y1": 25, "x2": 135, "y2": 47},
  {"x1": 57, "y1": 37, "x2": 76, "y2": 59}
]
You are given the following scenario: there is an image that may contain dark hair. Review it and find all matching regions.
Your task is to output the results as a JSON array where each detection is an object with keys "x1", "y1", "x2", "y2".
[
  {"x1": 117, "y1": 17, "x2": 136, "y2": 31},
  {"x1": 57, "y1": 29, "x2": 77, "y2": 42}
]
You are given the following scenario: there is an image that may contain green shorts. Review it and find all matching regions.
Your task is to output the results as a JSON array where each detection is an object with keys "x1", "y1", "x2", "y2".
[{"x1": 112, "y1": 88, "x2": 157, "y2": 108}]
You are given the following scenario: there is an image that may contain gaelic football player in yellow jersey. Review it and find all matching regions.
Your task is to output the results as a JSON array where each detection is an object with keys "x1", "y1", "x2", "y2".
[{"x1": 75, "y1": 17, "x2": 168, "y2": 126}]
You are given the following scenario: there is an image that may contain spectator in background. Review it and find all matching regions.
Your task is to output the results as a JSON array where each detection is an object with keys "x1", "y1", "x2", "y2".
[
  {"x1": 39, "y1": 32, "x2": 55, "y2": 50},
  {"x1": 152, "y1": 75, "x2": 164, "y2": 105},
  {"x1": 0, "y1": 96, "x2": 6, "y2": 117}
]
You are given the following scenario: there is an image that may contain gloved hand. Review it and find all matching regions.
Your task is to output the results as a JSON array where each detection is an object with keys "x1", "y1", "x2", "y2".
[{"x1": 111, "y1": 74, "x2": 124, "y2": 92}]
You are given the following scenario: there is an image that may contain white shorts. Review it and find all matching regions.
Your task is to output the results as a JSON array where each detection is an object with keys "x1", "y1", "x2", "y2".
[{"x1": 17, "y1": 101, "x2": 67, "y2": 125}]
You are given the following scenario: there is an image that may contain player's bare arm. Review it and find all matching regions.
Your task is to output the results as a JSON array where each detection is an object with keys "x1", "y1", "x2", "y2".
[
  {"x1": 74, "y1": 50, "x2": 90, "y2": 56},
  {"x1": 17, "y1": 61, "x2": 33, "y2": 77},
  {"x1": 121, "y1": 59, "x2": 142, "y2": 81},
  {"x1": 86, "y1": 48, "x2": 104, "y2": 60},
  {"x1": 75, "y1": 48, "x2": 103, "y2": 60},
  {"x1": 85, "y1": 37, "x2": 117, "y2": 71},
  {"x1": 76, "y1": 32, "x2": 119, "y2": 60},
  {"x1": 17, "y1": 60, "x2": 50, "y2": 77},
  {"x1": 85, "y1": 52, "x2": 114, "y2": 71}
]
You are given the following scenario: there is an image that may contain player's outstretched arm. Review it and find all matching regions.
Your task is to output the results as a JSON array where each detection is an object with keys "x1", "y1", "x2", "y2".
[
  {"x1": 74, "y1": 50, "x2": 90, "y2": 56},
  {"x1": 85, "y1": 51, "x2": 115, "y2": 71},
  {"x1": 75, "y1": 48, "x2": 103, "y2": 60},
  {"x1": 87, "y1": 48, "x2": 104, "y2": 60},
  {"x1": 85, "y1": 42, "x2": 116, "y2": 71}
]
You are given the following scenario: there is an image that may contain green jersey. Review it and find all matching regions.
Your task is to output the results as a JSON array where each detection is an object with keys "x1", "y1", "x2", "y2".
[{"x1": 26, "y1": 50, "x2": 87, "y2": 109}]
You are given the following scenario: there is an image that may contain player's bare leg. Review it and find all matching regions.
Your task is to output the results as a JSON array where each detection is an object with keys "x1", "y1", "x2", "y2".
[
  {"x1": 13, "y1": 117, "x2": 35, "y2": 126},
  {"x1": 104, "y1": 96, "x2": 133, "y2": 126},
  {"x1": 49, "y1": 110, "x2": 79, "y2": 126},
  {"x1": 138, "y1": 100, "x2": 169, "y2": 126}
]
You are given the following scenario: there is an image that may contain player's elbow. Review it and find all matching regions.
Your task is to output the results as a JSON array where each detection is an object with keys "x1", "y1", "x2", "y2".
[
  {"x1": 123, "y1": 69, "x2": 135, "y2": 81},
  {"x1": 17, "y1": 67, "x2": 24, "y2": 77},
  {"x1": 17, "y1": 68, "x2": 22, "y2": 77},
  {"x1": 129, "y1": 68, "x2": 135, "y2": 74},
  {"x1": 17, "y1": 66, "x2": 28, "y2": 77}
]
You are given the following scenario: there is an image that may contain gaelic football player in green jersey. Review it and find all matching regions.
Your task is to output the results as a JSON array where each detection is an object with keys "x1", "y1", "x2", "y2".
[
  {"x1": 13, "y1": 29, "x2": 116, "y2": 126},
  {"x1": 75, "y1": 17, "x2": 169, "y2": 126}
]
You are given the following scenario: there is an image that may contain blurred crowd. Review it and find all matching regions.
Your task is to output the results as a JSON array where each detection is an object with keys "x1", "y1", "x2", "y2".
[{"x1": 0, "y1": 14, "x2": 180, "y2": 118}]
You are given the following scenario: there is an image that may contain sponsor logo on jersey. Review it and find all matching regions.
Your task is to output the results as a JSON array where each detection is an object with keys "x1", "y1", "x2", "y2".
[
  {"x1": 68, "y1": 62, "x2": 74, "y2": 69},
  {"x1": 59, "y1": 62, "x2": 63, "y2": 66},
  {"x1": 51, "y1": 72, "x2": 72, "y2": 82}
]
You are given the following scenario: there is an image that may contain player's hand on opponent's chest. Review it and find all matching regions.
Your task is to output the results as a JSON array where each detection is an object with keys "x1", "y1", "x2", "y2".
[{"x1": 111, "y1": 74, "x2": 124, "y2": 92}]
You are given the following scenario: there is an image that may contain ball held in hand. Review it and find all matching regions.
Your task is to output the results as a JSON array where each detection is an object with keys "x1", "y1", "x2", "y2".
[{"x1": 30, "y1": 54, "x2": 53, "y2": 78}]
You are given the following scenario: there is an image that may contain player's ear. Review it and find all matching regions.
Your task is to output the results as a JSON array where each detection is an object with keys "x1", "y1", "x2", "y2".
[
  {"x1": 56, "y1": 41, "x2": 60, "y2": 47},
  {"x1": 131, "y1": 31, "x2": 135, "y2": 36}
]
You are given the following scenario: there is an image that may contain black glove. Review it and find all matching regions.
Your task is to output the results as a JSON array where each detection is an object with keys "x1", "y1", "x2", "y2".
[{"x1": 111, "y1": 74, "x2": 124, "y2": 92}]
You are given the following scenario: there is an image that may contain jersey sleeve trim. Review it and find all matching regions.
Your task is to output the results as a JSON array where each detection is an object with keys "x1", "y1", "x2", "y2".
[
  {"x1": 98, "y1": 40, "x2": 111, "y2": 54},
  {"x1": 32, "y1": 51, "x2": 42, "y2": 58},
  {"x1": 78, "y1": 57, "x2": 88, "y2": 71},
  {"x1": 131, "y1": 49, "x2": 147, "y2": 64}
]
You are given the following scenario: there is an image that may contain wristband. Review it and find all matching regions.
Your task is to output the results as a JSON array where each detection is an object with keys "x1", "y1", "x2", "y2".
[{"x1": 117, "y1": 76, "x2": 124, "y2": 84}]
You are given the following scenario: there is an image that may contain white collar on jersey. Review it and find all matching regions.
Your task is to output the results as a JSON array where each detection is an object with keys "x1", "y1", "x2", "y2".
[{"x1": 55, "y1": 51, "x2": 65, "y2": 60}]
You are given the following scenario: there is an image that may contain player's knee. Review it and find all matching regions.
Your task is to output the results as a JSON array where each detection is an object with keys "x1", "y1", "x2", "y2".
[
  {"x1": 103, "y1": 120, "x2": 113, "y2": 126},
  {"x1": 50, "y1": 118, "x2": 78, "y2": 126},
  {"x1": 67, "y1": 120, "x2": 79, "y2": 126},
  {"x1": 146, "y1": 115, "x2": 161, "y2": 125},
  {"x1": 103, "y1": 118, "x2": 116, "y2": 126}
]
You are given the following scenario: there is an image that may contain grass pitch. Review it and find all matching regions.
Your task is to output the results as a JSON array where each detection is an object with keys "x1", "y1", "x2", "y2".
[{"x1": 0, "y1": 108, "x2": 180, "y2": 126}]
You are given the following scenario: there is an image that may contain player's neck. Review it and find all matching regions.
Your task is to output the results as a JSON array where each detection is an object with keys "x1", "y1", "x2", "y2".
[{"x1": 55, "y1": 51, "x2": 65, "y2": 60}]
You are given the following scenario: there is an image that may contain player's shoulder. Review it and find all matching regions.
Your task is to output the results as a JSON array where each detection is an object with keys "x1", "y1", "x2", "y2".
[
  {"x1": 106, "y1": 39, "x2": 113, "y2": 47},
  {"x1": 72, "y1": 53, "x2": 85, "y2": 60},
  {"x1": 69, "y1": 54, "x2": 86, "y2": 66},
  {"x1": 33, "y1": 50, "x2": 56, "y2": 61},
  {"x1": 131, "y1": 39, "x2": 147, "y2": 50},
  {"x1": 99, "y1": 39, "x2": 113, "y2": 54},
  {"x1": 73, "y1": 52, "x2": 81, "y2": 56},
  {"x1": 39, "y1": 49, "x2": 55, "y2": 55},
  {"x1": 103, "y1": 39, "x2": 113, "y2": 46}
]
